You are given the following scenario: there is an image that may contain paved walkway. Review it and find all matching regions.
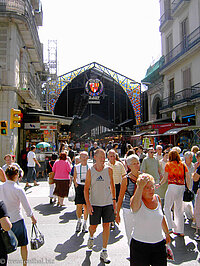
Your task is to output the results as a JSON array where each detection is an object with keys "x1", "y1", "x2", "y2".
[{"x1": 7, "y1": 181, "x2": 200, "y2": 265}]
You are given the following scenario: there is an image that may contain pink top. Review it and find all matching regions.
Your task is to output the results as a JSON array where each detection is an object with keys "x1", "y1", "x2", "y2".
[{"x1": 52, "y1": 160, "x2": 71, "y2": 180}]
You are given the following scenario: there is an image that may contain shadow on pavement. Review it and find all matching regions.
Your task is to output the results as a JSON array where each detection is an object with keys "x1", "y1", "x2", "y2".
[
  {"x1": 92, "y1": 225, "x2": 123, "y2": 253},
  {"x1": 59, "y1": 210, "x2": 77, "y2": 223},
  {"x1": 170, "y1": 235, "x2": 198, "y2": 265},
  {"x1": 34, "y1": 203, "x2": 66, "y2": 216},
  {"x1": 82, "y1": 250, "x2": 92, "y2": 266},
  {"x1": 54, "y1": 232, "x2": 87, "y2": 261}
]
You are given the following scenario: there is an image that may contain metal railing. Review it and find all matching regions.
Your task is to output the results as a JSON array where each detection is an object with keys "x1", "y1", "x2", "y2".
[
  {"x1": 0, "y1": 0, "x2": 43, "y2": 63},
  {"x1": 160, "y1": 9, "x2": 172, "y2": 29},
  {"x1": 19, "y1": 71, "x2": 42, "y2": 105},
  {"x1": 161, "y1": 26, "x2": 200, "y2": 69},
  {"x1": 172, "y1": 0, "x2": 190, "y2": 14},
  {"x1": 161, "y1": 82, "x2": 200, "y2": 109}
]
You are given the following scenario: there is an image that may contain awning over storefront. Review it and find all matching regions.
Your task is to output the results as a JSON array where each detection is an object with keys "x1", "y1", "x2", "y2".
[
  {"x1": 162, "y1": 127, "x2": 187, "y2": 135},
  {"x1": 132, "y1": 130, "x2": 153, "y2": 139},
  {"x1": 25, "y1": 109, "x2": 73, "y2": 126}
]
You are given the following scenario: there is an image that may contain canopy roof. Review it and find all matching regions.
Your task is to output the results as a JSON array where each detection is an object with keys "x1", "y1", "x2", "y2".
[{"x1": 48, "y1": 62, "x2": 141, "y2": 136}]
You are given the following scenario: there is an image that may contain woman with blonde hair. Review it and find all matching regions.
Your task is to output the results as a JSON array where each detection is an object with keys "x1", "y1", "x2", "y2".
[
  {"x1": 159, "y1": 150, "x2": 190, "y2": 236},
  {"x1": 191, "y1": 145, "x2": 199, "y2": 163},
  {"x1": 130, "y1": 173, "x2": 170, "y2": 265}
]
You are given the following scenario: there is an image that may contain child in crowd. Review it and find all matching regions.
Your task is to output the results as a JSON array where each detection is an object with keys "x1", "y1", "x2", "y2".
[{"x1": 47, "y1": 153, "x2": 58, "y2": 204}]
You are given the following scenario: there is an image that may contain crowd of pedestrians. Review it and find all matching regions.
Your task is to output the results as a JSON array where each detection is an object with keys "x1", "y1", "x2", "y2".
[{"x1": 1, "y1": 140, "x2": 200, "y2": 265}]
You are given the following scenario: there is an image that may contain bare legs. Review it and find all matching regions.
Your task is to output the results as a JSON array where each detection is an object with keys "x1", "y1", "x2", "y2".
[
  {"x1": 21, "y1": 246, "x2": 28, "y2": 266},
  {"x1": 76, "y1": 204, "x2": 88, "y2": 220},
  {"x1": 89, "y1": 222, "x2": 110, "y2": 249}
]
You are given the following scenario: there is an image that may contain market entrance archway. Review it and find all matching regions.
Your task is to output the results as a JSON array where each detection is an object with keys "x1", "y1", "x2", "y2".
[{"x1": 48, "y1": 63, "x2": 141, "y2": 137}]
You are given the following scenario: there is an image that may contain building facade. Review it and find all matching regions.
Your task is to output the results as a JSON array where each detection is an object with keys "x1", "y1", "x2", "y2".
[
  {"x1": 0, "y1": 0, "x2": 44, "y2": 164},
  {"x1": 159, "y1": 0, "x2": 200, "y2": 126},
  {"x1": 138, "y1": 0, "x2": 200, "y2": 149}
]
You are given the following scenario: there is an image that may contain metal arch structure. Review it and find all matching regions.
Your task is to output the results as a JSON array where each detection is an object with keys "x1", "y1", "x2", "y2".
[{"x1": 48, "y1": 62, "x2": 141, "y2": 125}]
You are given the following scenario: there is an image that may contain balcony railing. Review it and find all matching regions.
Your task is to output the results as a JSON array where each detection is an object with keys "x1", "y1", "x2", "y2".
[
  {"x1": 161, "y1": 26, "x2": 200, "y2": 70},
  {"x1": 172, "y1": 0, "x2": 190, "y2": 14},
  {"x1": 19, "y1": 72, "x2": 42, "y2": 105},
  {"x1": 0, "y1": 0, "x2": 43, "y2": 64},
  {"x1": 161, "y1": 82, "x2": 200, "y2": 110},
  {"x1": 159, "y1": 9, "x2": 173, "y2": 30}
]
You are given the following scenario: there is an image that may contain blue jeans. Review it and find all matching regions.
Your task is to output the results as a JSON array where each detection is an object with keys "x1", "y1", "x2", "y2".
[{"x1": 26, "y1": 167, "x2": 36, "y2": 183}]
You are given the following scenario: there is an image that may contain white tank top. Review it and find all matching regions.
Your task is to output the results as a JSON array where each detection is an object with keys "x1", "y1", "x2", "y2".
[
  {"x1": 131, "y1": 195, "x2": 165, "y2": 243},
  {"x1": 75, "y1": 164, "x2": 89, "y2": 185}
]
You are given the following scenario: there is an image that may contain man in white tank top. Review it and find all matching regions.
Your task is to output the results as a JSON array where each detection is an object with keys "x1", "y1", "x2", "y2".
[
  {"x1": 84, "y1": 149, "x2": 116, "y2": 264},
  {"x1": 73, "y1": 151, "x2": 89, "y2": 233}
]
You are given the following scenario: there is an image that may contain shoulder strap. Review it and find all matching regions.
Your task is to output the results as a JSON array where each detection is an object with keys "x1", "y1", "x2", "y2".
[
  {"x1": 49, "y1": 161, "x2": 53, "y2": 169},
  {"x1": 183, "y1": 163, "x2": 188, "y2": 189},
  {"x1": 126, "y1": 176, "x2": 136, "y2": 197}
]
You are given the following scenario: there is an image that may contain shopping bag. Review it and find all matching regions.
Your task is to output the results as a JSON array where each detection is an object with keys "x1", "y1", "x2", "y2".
[
  {"x1": 0, "y1": 229, "x2": 18, "y2": 254},
  {"x1": 30, "y1": 224, "x2": 44, "y2": 250},
  {"x1": 68, "y1": 184, "x2": 75, "y2": 202},
  {"x1": 48, "y1": 172, "x2": 55, "y2": 185}
]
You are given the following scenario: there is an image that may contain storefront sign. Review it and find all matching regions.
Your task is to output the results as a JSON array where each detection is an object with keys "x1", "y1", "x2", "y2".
[
  {"x1": 40, "y1": 122, "x2": 57, "y2": 130},
  {"x1": 24, "y1": 123, "x2": 40, "y2": 129},
  {"x1": 137, "y1": 123, "x2": 189, "y2": 135}
]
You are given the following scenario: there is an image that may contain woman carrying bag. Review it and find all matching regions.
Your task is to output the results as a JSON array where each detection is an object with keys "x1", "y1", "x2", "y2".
[
  {"x1": 0, "y1": 201, "x2": 12, "y2": 266},
  {"x1": 0, "y1": 166, "x2": 37, "y2": 266},
  {"x1": 159, "y1": 150, "x2": 190, "y2": 236}
]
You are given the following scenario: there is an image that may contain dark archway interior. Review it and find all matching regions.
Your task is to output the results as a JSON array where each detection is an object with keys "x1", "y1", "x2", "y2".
[
  {"x1": 54, "y1": 68, "x2": 136, "y2": 136},
  {"x1": 152, "y1": 97, "x2": 161, "y2": 120}
]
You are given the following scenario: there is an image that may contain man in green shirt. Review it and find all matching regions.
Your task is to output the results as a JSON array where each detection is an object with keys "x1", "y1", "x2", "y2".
[{"x1": 141, "y1": 147, "x2": 163, "y2": 185}]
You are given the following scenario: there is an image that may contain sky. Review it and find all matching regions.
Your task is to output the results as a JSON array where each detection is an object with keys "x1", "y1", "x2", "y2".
[{"x1": 39, "y1": 0, "x2": 161, "y2": 83}]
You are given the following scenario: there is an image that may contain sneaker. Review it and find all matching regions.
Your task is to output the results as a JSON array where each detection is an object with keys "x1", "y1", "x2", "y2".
[
  {"x1": 82, "y1": 224, "x2": 88, "y2": 233},
  {"x1": 110, "y1": 222, "x2": 115, "y2": 231},
  {"x1": 191, "y1": 222, "x2": 196, "y2": 229},
  {"x1": 76, "y1": 221, "x2": 82, "y2": 232},
  {"x1": 87, "y1": 237, "x2": 94, "y2": 249},
  {"x1": 100, "y1": 250, "x2": 111, "y2": 264}
]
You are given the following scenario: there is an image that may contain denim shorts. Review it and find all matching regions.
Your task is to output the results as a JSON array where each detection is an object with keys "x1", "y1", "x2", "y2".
[{"x1": 11, "y1": 219, "x2": 28, "y2": 246}]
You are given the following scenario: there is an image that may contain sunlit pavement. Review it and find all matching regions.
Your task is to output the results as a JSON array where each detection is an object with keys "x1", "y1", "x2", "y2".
[{"x1": 7, "y1": 181, "x2": 200, "y2": 265}]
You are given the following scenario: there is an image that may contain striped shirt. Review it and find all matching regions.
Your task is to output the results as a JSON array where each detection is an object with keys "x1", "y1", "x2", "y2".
[
  {"x1": 122, "y1": 176, "x2": 136, "y2": 209},
  {"x1": 107, "y1": 161, "x2": 126, "y2": 184}
]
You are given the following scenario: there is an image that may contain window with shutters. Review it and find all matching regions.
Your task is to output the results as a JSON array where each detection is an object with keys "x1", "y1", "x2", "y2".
[
  {"x1": 182, "y1": 68, "x2": 191, "y2": 98},
  {"x1": 183, "y1": 68, "x2": 191, "y2": 89},
  {"x1": 166, "y1": 33, "x2": 173, "y2": 62},
  {"x1": 181, "y1": 18, "x2": 188, "y2": 50},
  {"x1": 169, "y1": 78, "x2": 174, "y2": 104}
]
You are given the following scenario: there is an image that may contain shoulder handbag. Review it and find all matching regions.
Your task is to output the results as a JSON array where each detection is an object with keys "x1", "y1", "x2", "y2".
[
  {"x1": 30, "y1": 224, "x2": 44, "y2": 250},
  {"x1": 0, "y1": 229, "x2": 18, "y2": 254},
  {"x1": 183, "y1": 164, "x2": 194, "y2": 202}
]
